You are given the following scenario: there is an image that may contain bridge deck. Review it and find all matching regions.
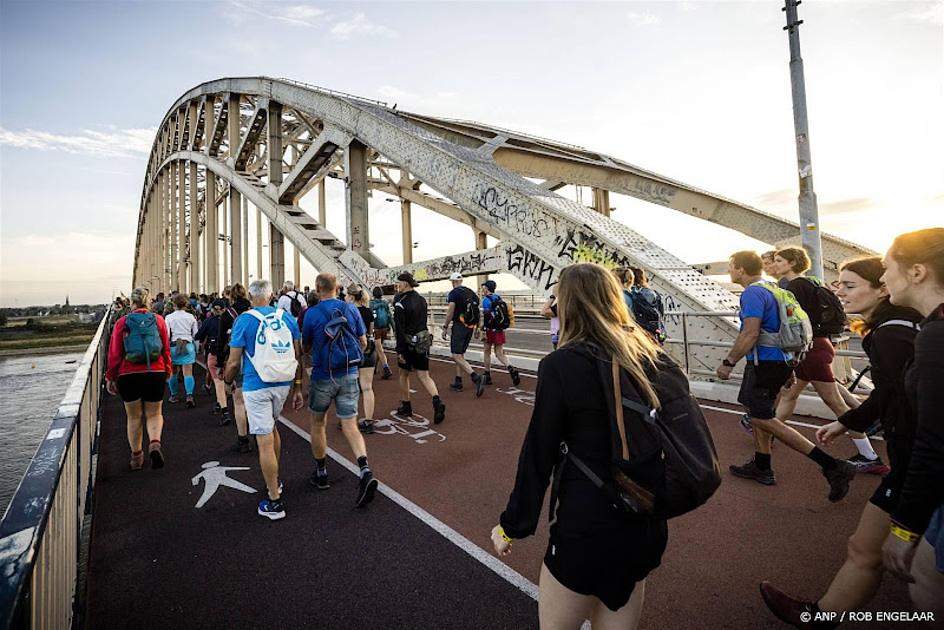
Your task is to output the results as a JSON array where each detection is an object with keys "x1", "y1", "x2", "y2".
[{"x1": 85, "y1": 359, "x2": 909, "y2": 629}]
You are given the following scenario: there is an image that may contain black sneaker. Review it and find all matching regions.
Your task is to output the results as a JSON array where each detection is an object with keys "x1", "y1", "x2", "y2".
[
  {"x1": 382, "y1": 365, "x2": 393, "y2": 380},
  {"x1": 186, "y1": 395, "x2": 195, "y2": 408},
  {"x1": 729, "y1": 458, "x2": 776, "y2": 485},
  {"x1": 358, "y1": 419, "x2": 375, "y2": 434},
  {"x1": 471, "y1": 372, "x2": 485, "y2": 398},
  {"x1": 433, "y1": 399, "x2": 446, "y2": 424},
  {"x1": 396, "y1": 402, "x2": 413, "y2": 417},
  {"x1": 310, "y1": 469, "x2": 330, "y2": 490},
  {"x1": 203, "y1": 383, "x2": 213, "y2": 395},
  {"x1": 219, "y1": 409, "x2": 232, "y2": 426},
  {"x1": 212, "y1": 402, "x2": 222, "y2": 415},
  {"x1": 355, "y1": 471, "x2": 378, "y2": 507},
  {"x1": 483, "y1": 372, "x2": 493, "y2": 385},
  {"x1": 509, "y1": 366, "x2": 521, "y2": 387},
  {"x1": 823, "y1": 460, "x2": 856, "y2": 502},
  {"x1": 448, "y1": 381, "x2": 464, "y2": 392},
  {"x1": 236, "y1": 436, "x2": 252, "y2": 453},
  {"x1": 257, "y1": 498, "x2": 285, "y2": 520}
]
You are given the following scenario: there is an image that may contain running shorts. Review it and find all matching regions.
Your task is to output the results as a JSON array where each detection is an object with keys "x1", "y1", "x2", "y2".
[
  {"x1": 738, "y1": 361, "x2": 793, "y2": 420},
  {"x1": 308, "y1": 374, "x2": 359, "y2": 418},
  {"x1": 924, "y1": 505, "x2": 944, "y2": 573},
  {"x1": 869, "y1": 436, "x2": 910, "y2": 514},
  {"x1": 361, "y1": 340, "x2": 377, "y2": 369},
  {"x1": 242, "y1": 385, "x2": 290, "y2": 435},
  {"x1": 485, "y1": 329, "x2": 506, "y2": 346},
  {"x1": 794, "y1": 337, "x2": 836, "y2": 383},
  {"x1": 543, "y1": 521, "x2": 668, "y2": 612},
  {"x1": 374, "y1": 327, "x2": 389, "y2": 341},
  {"x1": 117, "y1": 372, "x2": 166, "y2": 403},
  {"x1": 450, "y1": 324, "x2": 474, "y2": 355},
  {"x1": 170, "y1": 340, "x2": 196, "y2": 366},
  {"x1": 397, "y1": 348, "x2": 430, "y2": 372}
]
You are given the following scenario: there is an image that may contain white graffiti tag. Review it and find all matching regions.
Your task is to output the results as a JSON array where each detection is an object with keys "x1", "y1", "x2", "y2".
[
  {"x1": 191, "y1": 461, "x2": 257, "y2": 508},
  {"x1": 373, "y1": 410, "x2": 447, "y2": 445}
]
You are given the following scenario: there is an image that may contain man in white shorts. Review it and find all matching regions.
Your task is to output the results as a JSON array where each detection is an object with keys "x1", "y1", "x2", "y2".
[{"x1": 224, "y1": 279, "x2": 304, "y2": 521}]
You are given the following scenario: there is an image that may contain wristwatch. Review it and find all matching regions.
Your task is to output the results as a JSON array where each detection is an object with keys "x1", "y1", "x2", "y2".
[{"x1": 722, "y1": 358, "x2": 737, "y2": 368}]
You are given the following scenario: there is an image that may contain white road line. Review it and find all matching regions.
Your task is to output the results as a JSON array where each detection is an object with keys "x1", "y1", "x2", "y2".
[
  {"x1": 278, "y1": 414, "x2": 540, "y2": 602},
  {"x1": 698, "y1": 404, "x2": 884, "y2": 440},
  {"x1": 428, "y1": 355, "x2": 538, "y2": 379}
]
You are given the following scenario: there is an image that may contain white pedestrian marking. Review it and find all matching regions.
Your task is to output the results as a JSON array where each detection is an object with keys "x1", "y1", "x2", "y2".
[{"x1": 191, "y1": 461, "x2": 257, "y2": 508}]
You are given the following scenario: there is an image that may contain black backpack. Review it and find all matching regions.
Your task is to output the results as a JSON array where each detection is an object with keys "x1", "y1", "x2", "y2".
[
  {"x1": 457, "y1": 287, "x2": 480, "y2": 327},
  {"x1": 630, "y1": 287, "x2": 666, "y2": 340},
  {"x1": 487, "y1": 295, "x2": 511, "y2": 330},
  {"x1": 557, "y1": 346, "x2": 721, "y2": 520},
  {"x1": 802, "y1": 277, "x2": 847, "y2": 336},
  {"x1": 286, "y1": 291, "x2": 304, "y2": 318}
]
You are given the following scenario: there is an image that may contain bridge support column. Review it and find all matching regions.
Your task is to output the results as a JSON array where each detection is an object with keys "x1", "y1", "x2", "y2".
[
  {"x1": 318, "y1": 180, "x2": 326, "y2": 226},
  {"x1": 178, "y1": 160, "x2": 187, "y2": 292},
  {"x1": 270, "y1": 226, "x2": 285, "y2": 289},
  {"x1": 242, "y1": 197, "x2": 249, "y2": 286},
  {"x1": 256, "y1": 207, "x2": 263, "y2": 281},
  {"x1": 592, "y1": 187, "x2": 611, "y2": 217},
  {"x1": 401, "y1": 199, "x2": 413, "y2": 265},
  {"x1": 475, "y1": 230, "x2": 488, "y2": 288},
  {"x1": 206, "y1": 170, "x2": 218, "y2": 292},
  {"x1": 293, "y1": 247, "x2": 301, "y2": 287},
  {"x1": 229, "y1": 187, "x2": 242, "y2": 288},
  {"x1": 268, "y1": 102, "x2": 283, "y2": 187},
  {"x1": 189, "y1": 162, "x2": 200, "y2": 294},
  {"x1": 345, "y1": 140, "x2": 370, "y2": 260}
]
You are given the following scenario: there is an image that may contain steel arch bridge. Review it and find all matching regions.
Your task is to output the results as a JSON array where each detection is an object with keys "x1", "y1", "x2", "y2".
[{"x1": 132, "y1": 76, "x2": 873, "y2": 374}]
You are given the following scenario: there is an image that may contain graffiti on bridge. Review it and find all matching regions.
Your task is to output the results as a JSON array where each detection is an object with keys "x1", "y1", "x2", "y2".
[
  {"x1": 552, "y1": 227, "x2": 632, "y2": 270},
  {"x1": 473, "y1": 184, "x2": 550, "y2": 239},
  {"x1": 505, "y1": 244, "x2": 556, "y2": 291},
  {"x1": 662, "y1": 294, "x2": 682, "y2": 326},
  {"x1": 631, "y1": 179, "x2": 677, "y2": 205}
]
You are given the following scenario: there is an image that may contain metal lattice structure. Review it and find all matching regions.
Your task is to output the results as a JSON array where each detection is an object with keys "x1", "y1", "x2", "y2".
[{"x1": 133, "y1": 77, "x2": 875, "y2": 373}]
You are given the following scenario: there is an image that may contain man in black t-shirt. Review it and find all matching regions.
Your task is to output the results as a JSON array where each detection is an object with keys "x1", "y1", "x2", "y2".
[
  {"x1": 443, "y1": 272, "x2": 486, "y2": 396},
  {"x1": 393, "y1": 272, "x2": 445, "y2": 423}
]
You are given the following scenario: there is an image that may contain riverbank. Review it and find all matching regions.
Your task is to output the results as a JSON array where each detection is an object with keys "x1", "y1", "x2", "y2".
[{"x1": 0, "y1": 344, "x2": 91, "y2": 358}]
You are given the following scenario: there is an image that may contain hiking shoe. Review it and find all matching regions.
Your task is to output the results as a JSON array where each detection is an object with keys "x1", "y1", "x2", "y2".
[
  {"x1": 236, "y1": 436, "x2": 253, "y2": 453},
  {"x1": 358, "y1": 419, "x2": 376, "y2": 434},
  {"x1": 448, "y1": 381, "x2": 464, "y2": 392},
  {"x1": 483, "y1": 372, "x2": 493, "y2": 385},
  {"x1": 729, "y1": 458, "x2": 776, "y2": 485},
  {"x1": 509, "y1": 366, "x2": 521, "y2": 386},
  {"x1": 219, "y1": 409, "x2": 232, "y2": 426},
  {"x1": 382, "y1": 365, "x2": 393, "y2": 380},
  {"x1": 148, "y1": 441, "x2": 164, "y2": 469},
  {"x1": 129, "y1": 451, "x2": 145, "y2": 471},
  {"x1": 168, "y1": 395, "x2": 180, "y2": 404},
  {"x1": 823, "y1": 460, "x2": 856, "y2": 502},
  {"x1": 739, "y1": 413, "x2": 753, "y2": 434},
  {"x1": 212, "y1": 402, "x2": 222, "y2": 415},
  {"x1": 310, "y1": 469, "x2": 330, "y2": 490},
  {"x1": 203, "y1": 382, "x2": 213, "y2": 395},
  {"x1": 847, "y1": 453, "x2": 890, "y2": 475},
  {"x1": 355, "y1": 471, "x2": 378, "y2": 508},
  {"x1": 186, "y1": 395, "x2": 195, "y2": 408},
  {"x1": 395, "y1": 402, "x2": 413, "y2": 417},
  {"x1": 257, "y1": 498, "x2": 285, "y2": 521},
  {"x1": 433, "y1": 400, "x2": 446, "y2": 424},
  {"x1": 471, "y1": 372, "x2": 485, "y2": 398},
  {"x1": 759, "y1": 582, "x2": 827, "y2": 628}
]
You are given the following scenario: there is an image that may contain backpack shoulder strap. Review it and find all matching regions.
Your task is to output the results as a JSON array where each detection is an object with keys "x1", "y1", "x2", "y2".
[
  {"x1": 877, "y1": 319, "x2": 920, "y2": 331},
  {"x1": 245, "y1": 309, "x2": 266, "y2": 322},
  {"x1": 612, "y1": 359, "x2": 629, "y2": 460}
]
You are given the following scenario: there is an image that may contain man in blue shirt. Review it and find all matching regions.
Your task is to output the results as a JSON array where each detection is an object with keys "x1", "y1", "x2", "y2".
[
  {"x1": 302, "y1": 272, "x2": 378, "y2": 508},
  {"x1": 224, "y1": 279, "x2": 305, "y2": 521},
  {"x1": 716, "y1": 251, "x2": 855, "y2": 502}
]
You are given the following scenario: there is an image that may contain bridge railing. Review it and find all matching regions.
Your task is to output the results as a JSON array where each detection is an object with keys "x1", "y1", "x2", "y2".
[{"x1": 0, "y1": 307, "x2": 113, "y2": 630}]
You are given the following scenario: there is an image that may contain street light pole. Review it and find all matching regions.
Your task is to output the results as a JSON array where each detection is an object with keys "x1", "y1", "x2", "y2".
[{"x1": 783, "y1": 0, "x2": 824, "y2": 279}]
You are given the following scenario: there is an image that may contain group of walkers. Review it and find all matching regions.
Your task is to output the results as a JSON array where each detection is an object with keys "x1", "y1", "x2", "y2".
[{"x1": 104, "y1": 227, "x2": 943, "y2": 627}]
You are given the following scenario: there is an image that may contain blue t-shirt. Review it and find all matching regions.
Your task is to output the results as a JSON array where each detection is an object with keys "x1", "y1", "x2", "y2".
[
  {"x1": 302, "y1": 299, "x2": 366, "y2": 381},
  {"x1": 739, "y1": 285, "x2": 789, "y2": 362},
  {"x1": 229, "y1": 306, "x2": 301, "y2": 392}
]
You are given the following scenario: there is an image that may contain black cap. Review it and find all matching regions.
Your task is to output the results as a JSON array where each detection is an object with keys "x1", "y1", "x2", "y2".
[
  {"x1": 397, "y1": 272, "x2": 419, "y2": 287},
  {"x1": 211, "y1": 299, "x2": 226, "y2": 309},
  {"x1": 482, "y1": 280, "x2": 497, "y2": 293}
]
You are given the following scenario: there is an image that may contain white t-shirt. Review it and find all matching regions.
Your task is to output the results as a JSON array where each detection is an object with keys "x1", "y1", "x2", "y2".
[
  {"x1": 277, "y1": 290, "x2": 307, "y2": 314},
  {"x1": 165, "y1": 310, "x2": 199, "y2": 342}
]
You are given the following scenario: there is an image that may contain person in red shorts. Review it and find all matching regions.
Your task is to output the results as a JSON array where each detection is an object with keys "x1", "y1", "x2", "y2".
[
  {"x1": 773, "y1": 247, "x2": 888, "y2": 474},
  {"x1": 478, "y1": 280, "x2": 520, "y2": 387}
]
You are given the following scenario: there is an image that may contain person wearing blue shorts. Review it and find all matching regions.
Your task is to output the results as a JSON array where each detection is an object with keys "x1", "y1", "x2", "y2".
[
  {"x1": 165, "y1": 294, "x2": 200, "y2": 407},
  {"x1": 303, "y1": 272, "x2": 378, "y2": 508}
]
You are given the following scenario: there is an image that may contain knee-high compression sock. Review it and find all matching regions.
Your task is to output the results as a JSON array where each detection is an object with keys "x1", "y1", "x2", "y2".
[
  {"x1": 167, "y1": 376, "x2": 178, "y2": 397},
  {"x1": 852, "y1": 437, "x2": 879, "y2": 460},
  {"x1": 184, "y1": 375, "x2": 195, "y2": 395}
]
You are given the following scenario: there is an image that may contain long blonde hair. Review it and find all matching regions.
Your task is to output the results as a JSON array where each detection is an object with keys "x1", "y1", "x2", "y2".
[{"x1": 557, "y1": 263, "x2": 662, "y2": 408}]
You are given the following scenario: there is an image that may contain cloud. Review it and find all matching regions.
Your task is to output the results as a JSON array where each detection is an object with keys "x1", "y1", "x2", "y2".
[
  {"x1": 0, "y1": 126, "x2": 156, "y2": 159},
  {"x1": 626, "y1": 11, "x2": 662, "y2": 26},
  {"x1": 754, "y1": 189, "x2": 796, "y2": 208},
  {"x1": 375, "y1": 85, "x2": 460, "y2": 111},
  {"x1": 224, "y1": 0, "x2": 325, "y2": 27},
  {"x1": 821, "y1": 197, "x2": 875, "y2": 216},
  {"x1": 897, "y1": 3, "x2": 944, "y2": 26},
  {"x1": 331, "y1": 13, "x2": 397, "y2": 40}
]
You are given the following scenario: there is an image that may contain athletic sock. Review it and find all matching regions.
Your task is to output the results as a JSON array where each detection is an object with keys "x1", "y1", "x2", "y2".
[
  {"x1": 755, "y1": 452, "x2": 772, "y2": 471},
  {"x1": 316, "y1": 457, "x2": 327, "y2": 474},
  {"x1": 852, "y1": 437, "x2": 879, "y2": 460},
  {"x1": 808, "y1": 446, "x2": 837, "y2": 471},
  {"x1": 357, "y1": 456, "x2": 370, "y2": 478},
  {"x1": 167, "y1": 377, "x2": 178, "y2": 397},
  {"x1": 184, "y1": 375, "x2": 195, "y2": 395}
]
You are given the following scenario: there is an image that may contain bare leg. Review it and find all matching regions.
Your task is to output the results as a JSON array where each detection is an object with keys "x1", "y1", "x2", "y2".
[
  {"x1": 775, "y1": 378, "x2": 808, "y2": 422},
  {"x1": 142, "y1": 400, "x2": 164, "y2": 442},
  {"x1": 752, "y1": 417, "x2": 817, "y2": 456},
  {"x1": 233, "y1": 387, "x2": 248, "y2": 437},
  {"x1": 811, "y1": 381, "x2": 868, "y2": 440},
  {"x1": 339, "y1": 416, "x2": 368, "y2": 459},
  {"x1": 415, "y1": 369, "x2": 440, "y2": 398},
  {"x1": 398, "y1": 366, "x2": 411, "y2": 401},
  {"x1": 494, "y1": 345, "x2": 511, "y2": 368},
  {"x1": 538, "y1": 563, "x2": 593, "y2": 630},
  {"x1": 754, "y1": 421, "x2": 773, "y2": 455},
  {"x1": 819, "y1": 502, "x2": 890, "y2": 611},
  {"x1": 359, "y1": 368, "x2": 375, "y2": 419},
  {"x1": 909, "y1": 536, "x2": 944, "y2": 617},
  {"x1": 309, "y1": 411, "x2": 327, "y2": 459},
  {"x1": 590, "y1": 579, "x2": 646, "y2": 630},
  {"x1": 124, "y1": 400, "x2": 144, "y2": 452},
  {"x1": 273, "y1": 425, "x2": 281, "y2": 467},
  {"x1": 482, "y1": 342, "x2": 493, "y2": 372},
  {"x1": 255, "y1": 433, "x2": 280, "y2": 500},
  {"x1": 452, "y1": 354, "x2": 475, "y2": 377}
]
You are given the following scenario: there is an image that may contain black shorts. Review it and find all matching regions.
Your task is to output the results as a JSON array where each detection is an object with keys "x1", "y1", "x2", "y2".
[
  {"x1": 450, "y1": 324, "x2": 474, "y2": 355},
  {"x1": 117, "y1": 372, "x2": 166, "y2": 403},
  {"x1": 544, "y1": 521, "x2": 667, "y2": 612},
  {"x1": 361, "y1": 340, "x2": 378, "y2": 369},
  {"x1": 397, "y1": 348, "x2": 429, "y2": 372},
  {"x1": 738, "y1": 361, "x2": 793, "y2": 420},
  {"x1": 870, "y1": 437, "x2": 911, "y2": 513}
]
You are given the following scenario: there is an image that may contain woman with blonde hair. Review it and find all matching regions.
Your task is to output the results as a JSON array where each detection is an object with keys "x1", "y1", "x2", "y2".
[
  {"x1": 165, "y1": 293, "x2": 200, "y2": 407},
  {"x1": 492, "y1": 263, "x2": 674, "y2": 630}
]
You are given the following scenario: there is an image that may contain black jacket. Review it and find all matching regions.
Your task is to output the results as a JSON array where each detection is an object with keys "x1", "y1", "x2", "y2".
[
  {"x1": 837, "y1": 306, "x2": 921, "y2": 438},
  {"x1": 194, "y1": 314, "x2": 222, "y2": 355},
  {"x1": 215, "y1": 297, "x2": 250, "y2": 367},
  {"x1": 393, "y1": 290, "x2": 427, "y2": 353},
  {"x1": 893, "y1": 304, "x2": 944, "y2": 534}
]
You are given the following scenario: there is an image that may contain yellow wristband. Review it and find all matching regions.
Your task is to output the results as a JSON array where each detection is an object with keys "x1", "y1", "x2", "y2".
[
  {"x1": 498, "y1": 526, "x2": 513, "y2": 544},
  {"x1": 890, "y1": 524, "x2": 919, "y2": 543},
  {"x1": 294, "y1": 379, "x2": 303, "y2": 385}
]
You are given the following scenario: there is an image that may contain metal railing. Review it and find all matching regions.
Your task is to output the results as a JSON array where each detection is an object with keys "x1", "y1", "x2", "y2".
[{"x1": 0, "y1": 307, "x2": 113, "y2": 629}]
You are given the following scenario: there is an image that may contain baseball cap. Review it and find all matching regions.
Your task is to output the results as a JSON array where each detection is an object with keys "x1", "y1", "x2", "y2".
[
  {"x1": 449, "y1": 272, "x2": 463, "y2": 281},
  {"x1": 211, "y1": 299, "x2": 226, "y2": 310},
  {"x1": 482, "y1": 280, "x2": 497, "y2": 292},
  {"x1": 396, "y1": 272, "x2": 420, "y2": 287}
]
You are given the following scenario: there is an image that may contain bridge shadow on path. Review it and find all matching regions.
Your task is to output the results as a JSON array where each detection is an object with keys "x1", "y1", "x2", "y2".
[{"x1": 87, "y1": 360, "x2": 911, "y2": 629}]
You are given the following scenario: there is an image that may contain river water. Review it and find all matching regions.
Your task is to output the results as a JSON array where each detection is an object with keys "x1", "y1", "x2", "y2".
[{"x1": 0, "y1": 351, "x2": 84, "y2": 517}]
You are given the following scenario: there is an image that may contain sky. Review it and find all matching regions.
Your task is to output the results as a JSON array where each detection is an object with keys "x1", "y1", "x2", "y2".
[{"x1": 1, "y1": 0, "x2": 941, "y2": 306}]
